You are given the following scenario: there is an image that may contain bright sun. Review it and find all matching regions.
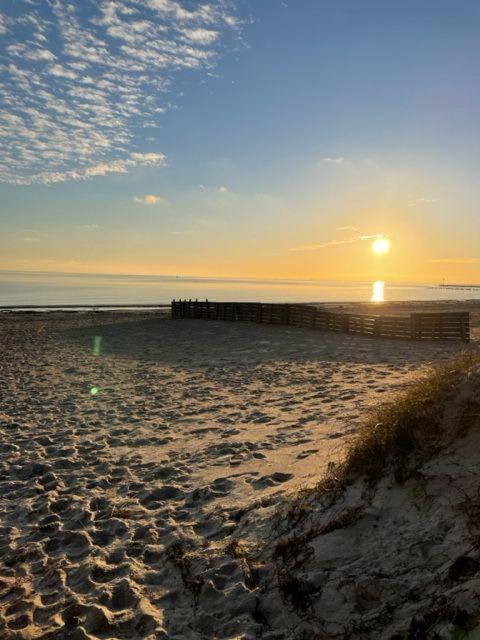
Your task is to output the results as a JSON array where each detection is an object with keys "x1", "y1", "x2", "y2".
[{"x1": 371, "y1": 237, "x2": 391, "y2": 255}]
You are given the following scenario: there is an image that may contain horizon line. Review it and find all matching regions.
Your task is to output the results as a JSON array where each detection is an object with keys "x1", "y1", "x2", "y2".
[{"x1": 0, "y1": 268, "x2": 468, "y2": 288}]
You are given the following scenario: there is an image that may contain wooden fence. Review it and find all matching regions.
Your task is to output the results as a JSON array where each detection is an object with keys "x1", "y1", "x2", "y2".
[{"x1": 171, "y1": 300, "x2": 470, "y2": 342}]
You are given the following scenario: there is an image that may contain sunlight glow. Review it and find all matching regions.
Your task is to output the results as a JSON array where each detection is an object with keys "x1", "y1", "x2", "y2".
[
  {"x1": 371, "y1": 237, "x2": 391, "y2": 255},
  {"x1": 371, "y1": 280, "x2": 385, "y2": 302}
]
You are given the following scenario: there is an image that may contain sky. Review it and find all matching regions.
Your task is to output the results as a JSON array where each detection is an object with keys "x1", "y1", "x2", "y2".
[{"x1": 1, "y1": 0, "x2": 479, "y2": 284}]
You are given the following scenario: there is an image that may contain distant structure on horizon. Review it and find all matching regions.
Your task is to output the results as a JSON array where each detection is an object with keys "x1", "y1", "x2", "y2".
[{"x1": 438, "y1": 282, "x2": 480, "y2": 290}]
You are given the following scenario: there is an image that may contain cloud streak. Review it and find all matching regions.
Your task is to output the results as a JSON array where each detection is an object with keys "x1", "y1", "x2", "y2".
[
  {"x1": 0, "y1": 1, "x2": 239, "y2": 185},
  {"x1": 291, "y1": 233, "x2": 386, "y2": 252},
  {"x1": 322, "y1": 156, "x2": 349, "y2": 165},
  {"x1": 337, "y1": 225, "x2": 358, "y2": 232},
  {"x1": 199, "y1": 184, "x2": 231, "y2": 193},
  {"x1": 430, "y1": 258, "x2": 480, "y2": 264},
  {"x1": 407, "y1": 197, "x2": 438, "y2": 207}
]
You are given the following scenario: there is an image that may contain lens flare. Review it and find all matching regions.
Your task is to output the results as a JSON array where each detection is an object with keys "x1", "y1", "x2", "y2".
[
  {"x1": 372, "y1": 237, "x2": 391, "y2": 255},
  {"x1": 93, "y1": 335, "x2": 102, "y2": 356},
  {"x1": 371, "y1": 280, "x2": 385, "y2": 302},
  {"x1": 90, "y1": 386, "x2": 99, "y2": 396}
]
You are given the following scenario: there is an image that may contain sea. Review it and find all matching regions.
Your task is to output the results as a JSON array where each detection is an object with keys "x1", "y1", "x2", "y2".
[{"x1": 0, "y1": 270, "x2": 479, "y2": 307}]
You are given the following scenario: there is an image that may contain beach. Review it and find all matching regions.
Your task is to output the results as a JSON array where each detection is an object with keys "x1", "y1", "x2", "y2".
[
  {"x1": 0, "y1": 310, "x2": 470, "y2": 639},
  {"x1": 3, "y1": 0, "x2": 480, "y2": 635}
]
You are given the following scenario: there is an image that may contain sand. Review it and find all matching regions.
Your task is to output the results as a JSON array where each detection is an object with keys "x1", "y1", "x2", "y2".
[{"x1": 0, "y1": 312, "x2": 469, "y2": 639}]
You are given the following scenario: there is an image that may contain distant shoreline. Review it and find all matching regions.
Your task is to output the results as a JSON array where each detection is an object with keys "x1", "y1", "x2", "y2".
[{"x1": 438, "y1": 284, "x2": 480, "y2": 290}]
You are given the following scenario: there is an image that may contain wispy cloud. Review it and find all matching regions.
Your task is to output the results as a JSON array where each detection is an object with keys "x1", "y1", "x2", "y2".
[
  {"x1": 20, "y1": 228, "x2": 46, "y2": 242},
  {"x1": 291, "y1": 233, "x2": 386, "y2": 252},
  {"x1": 430, "y1": 257, "x2": 480, "y2": 264},
  {"x1": 407, "y1": 197, "x2": 438, "y2": 207},
  {"x1": 199, "y1": 184, "x2": 230, "y2": 193},
  {"x1": 134, "y1": 194, "x2": 166, "y2": 205},
  {"x1": 322, "y1": 156, "x2": 349, "y2": 165},
  {"x1": 337, "y1": 225, "x2": 358, "y2": 232},
  {"x1": 11, "y1": 153, "x2": 167, "y2": 185},
  {"x1": 0, "y1": 1, "x2": 239, "y2": 185}
]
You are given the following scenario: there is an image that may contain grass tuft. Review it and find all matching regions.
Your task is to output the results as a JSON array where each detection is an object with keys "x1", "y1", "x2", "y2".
[
  {"x1": 342, "y1": 350, "x2": 480, "y2": 483},
  {"x1": 296, "y1": 350, "x2": 480, "y2": 507}
]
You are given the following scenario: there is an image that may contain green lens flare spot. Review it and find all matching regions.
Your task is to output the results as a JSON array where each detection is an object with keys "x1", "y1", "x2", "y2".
[
  {"x1": 93, "y1": 335, "x2": 102, "y2": 356},
  {"x1": 90, "y1": 386, "x2": 99, "y2": 396}
]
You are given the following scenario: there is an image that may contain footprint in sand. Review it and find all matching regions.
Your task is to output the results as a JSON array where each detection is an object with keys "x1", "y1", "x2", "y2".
[
  {"x1": 296, "y1": 448, "x2": 319, "y2": 459},
  {"x1": 140, "y1": 485, "x2": 184, "y2": 508},
  {"x1": 249, "y1": 472, "x2": 293, "y2": 489}
]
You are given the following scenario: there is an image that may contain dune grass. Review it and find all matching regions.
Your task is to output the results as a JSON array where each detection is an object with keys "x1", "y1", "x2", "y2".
[
  {"x1": 274, "y1": 349, "x2": 480, "y2": 571},
  {"x1": 285, "y1": 350, "x2": 480, "y2": 518},
  {"x1": 341, "y1": 350, "x2": 480, "y2": 483}
]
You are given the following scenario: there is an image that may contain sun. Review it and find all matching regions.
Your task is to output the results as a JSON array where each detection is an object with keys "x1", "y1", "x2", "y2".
[{"x1": 371, "y1": 237, "x2": 391, "y2": 255}]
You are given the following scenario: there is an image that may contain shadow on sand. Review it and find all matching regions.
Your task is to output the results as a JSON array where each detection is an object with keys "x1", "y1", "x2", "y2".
[{"x1": 58, "y1": 314, "x2": 461, "y2": 369}]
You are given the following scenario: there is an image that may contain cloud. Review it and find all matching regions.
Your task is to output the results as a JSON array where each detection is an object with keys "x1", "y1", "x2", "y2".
[
  {"x1": 322, "y1": 156, "x2": 349, "y2": 165},
  {"x1": 80, "y1": 224, "x2": 100, "y2": 230},
  {"x1": 48, "y1": 63, "x2": 78, "y2": 79},
  {"x1": 10, "y1": 152, "x2": 167, "y2": 185},
  {"x1": 20, "y1": 229, "x2": 45, "y2": 242},
  {"x1": 337, "y1": 225, "x2": 358, "y2": 232},
  {"x1": 134, "y1": 194, "x2": 166, "y2": 205},
  {"x1": 407, "y1": 197, "x2": 438, "y2": 207},
  {"x1": 199, "y1": 184, "x2": 230, "y2": 192},
  {"x1": 0, "y1": 1, "x2": 239, "y2": 185},
  {"x1": 291, "y1": 233, "x2": 386, "y2": 252},
  {"x1": 7, "y1": 43, "x2": 56, "y2": 61},
  {"x1": 181, "y1": 28, "x2": 219, "y2": 44},
  {"x1": 430, "y1": 258, "x2": 480, "y2": 264}
]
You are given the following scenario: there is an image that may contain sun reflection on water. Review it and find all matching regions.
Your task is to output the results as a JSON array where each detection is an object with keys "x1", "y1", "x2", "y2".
[{"x1": 371, "y1": 280, "x2": 385, "y2": 302}]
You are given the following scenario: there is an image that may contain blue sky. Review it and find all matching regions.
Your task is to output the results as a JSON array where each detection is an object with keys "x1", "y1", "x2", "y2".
[{"x1": 1, "y1": 0, "x2": 479, "y2": 281}]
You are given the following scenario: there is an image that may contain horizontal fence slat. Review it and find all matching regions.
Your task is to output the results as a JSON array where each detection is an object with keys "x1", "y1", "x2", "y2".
[{"x1": 171, "y1": 301, "x2": 470, "y2": 342}]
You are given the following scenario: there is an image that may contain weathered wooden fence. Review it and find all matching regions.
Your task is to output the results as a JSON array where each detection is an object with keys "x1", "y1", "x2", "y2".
[{"x1": 171, "y1": 300, "x2": 470, "y2": 342}]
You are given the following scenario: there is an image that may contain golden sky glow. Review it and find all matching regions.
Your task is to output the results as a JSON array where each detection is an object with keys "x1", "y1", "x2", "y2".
[{"x1": 1, "y1": 3, "x2": 479, "y2": 287}]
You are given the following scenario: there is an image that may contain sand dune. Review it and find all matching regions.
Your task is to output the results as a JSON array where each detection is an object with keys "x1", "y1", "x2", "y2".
[{"x1": 0, "y1": 312, "x2": 465, "y2": 638}]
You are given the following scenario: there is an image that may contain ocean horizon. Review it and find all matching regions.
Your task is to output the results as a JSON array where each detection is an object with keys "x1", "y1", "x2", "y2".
[{"x1": 1, "y1": 269, "x2": 479, "y2": 307}]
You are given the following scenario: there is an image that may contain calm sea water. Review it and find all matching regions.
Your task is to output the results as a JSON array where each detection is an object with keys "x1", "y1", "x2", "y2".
[{"x1": 0, "y1": 270, "x2": 478, "y2": 307}]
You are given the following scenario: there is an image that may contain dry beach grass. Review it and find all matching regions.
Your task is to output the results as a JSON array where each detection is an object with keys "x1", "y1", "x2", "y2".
[{"x1": 0, "y1": 311, "x2": 478, "y2": 639}]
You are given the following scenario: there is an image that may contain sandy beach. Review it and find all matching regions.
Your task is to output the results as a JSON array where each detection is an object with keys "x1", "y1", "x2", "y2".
[
  {"x1": 0, "y1": 311, "x2": 471, "y2": 639},
  {"x1": 3, "y1": 0, "x2": 480, "y2": 635}
]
